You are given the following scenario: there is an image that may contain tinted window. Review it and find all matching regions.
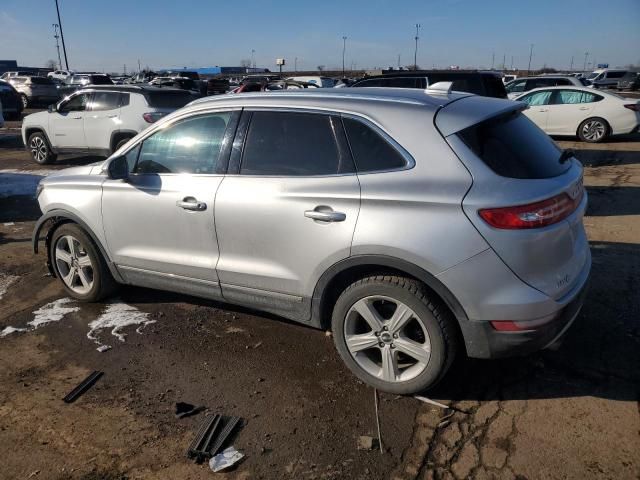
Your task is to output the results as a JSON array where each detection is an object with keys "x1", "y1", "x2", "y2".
[
  {"x1": 458, "y1": 111, "x2": 568, "y2": 179},
  {"x1": 90, "y1": 92, "x2": 121, "y2": 111},
  {"x1": 506, "y1": 80, "x2": 526, "y2": 93},
  {"x1": 482, "y1": 76, "x2": 508, "y2": 98},
  {"x1": 30, "y1": 77, "x2": 54, "y2": 85},
  {"x1": 607, "y1": 71, "x2": 626, "y2": 79},
  {"x1": 135, "y1": 113, "x2": 231, "y2": 174},
  {"x1": 343, "y1": 117, "x2": 407, "y2": 172},
  {"x1": 241, "y1": 112, "x2": 349, "y2": 176},
  {"x1": 145, "y1": 90, "x2": 193, "y2": 108},
  {"x1": 90, "y1": 75, "x2": 113, "y2": 85},
  {"x1": 61, "y1": 94, "x2": 89, "y2": 112}
]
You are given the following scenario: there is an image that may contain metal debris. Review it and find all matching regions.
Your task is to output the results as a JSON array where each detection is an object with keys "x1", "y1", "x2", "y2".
[
  {"x1": 175, "y1": 402, "x2": 205, "y2": 419},
  {"x1": 187, "y1": 414, "x2": 242, "y2": 463},
  {"x1": 209, "y1": 446, "x2": 244, "y2": 472},
  {"x1": 414, "y1": 395, "x2": 450, "y2": 410},
  {"x1": 63, "y1": 371, "x2": 103, "y2": 403}
]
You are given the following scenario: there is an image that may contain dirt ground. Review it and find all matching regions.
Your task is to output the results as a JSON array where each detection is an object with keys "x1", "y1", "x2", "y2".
[{"x1": 0, "y1": 111, "x2": 638, "y2": 480}]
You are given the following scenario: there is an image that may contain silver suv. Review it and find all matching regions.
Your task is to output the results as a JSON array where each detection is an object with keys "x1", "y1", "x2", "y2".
[{"x1": 33, "y1": 88, "x2": 591, "y2": 394}]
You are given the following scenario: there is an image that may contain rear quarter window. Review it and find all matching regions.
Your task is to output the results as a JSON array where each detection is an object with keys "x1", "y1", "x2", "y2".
[
  {"x1": 458, "y1": 111, "x2": 569, "y2": 179},
  {"x1": 145, "y1": 91, "x2": 193, "y2": 108}
]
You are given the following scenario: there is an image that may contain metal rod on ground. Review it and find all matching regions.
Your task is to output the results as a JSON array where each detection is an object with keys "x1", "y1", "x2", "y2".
[
  {"x1": 414, "y1": 395, "x2": 449, "y2": 410},
  {"x1": 374, "y1": 389, "x2": 384, "y2": 454}
]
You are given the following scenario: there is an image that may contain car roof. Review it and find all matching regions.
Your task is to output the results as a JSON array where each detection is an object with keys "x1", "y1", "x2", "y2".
[
  {"x1": 362, "y1": 70, "x2": 501, "y2": 79},
  {"x1": 80, "y1": 85, "x2": 188, "y2": 94}
]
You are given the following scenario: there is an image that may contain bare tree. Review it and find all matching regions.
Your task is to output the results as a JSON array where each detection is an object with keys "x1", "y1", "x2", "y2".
[
  {"x1": 317, "y1": 65, "x2": 325, "y2": 72},
  {"x1": 45, "y1": 59, "x2": 57, "y2": 70}
]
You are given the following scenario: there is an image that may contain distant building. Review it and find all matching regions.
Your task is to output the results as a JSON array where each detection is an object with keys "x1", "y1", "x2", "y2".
[
  {"x1": 158, "y1": 66, "x2": 270, "y2": 76},
  {"x1": 0, "y1": 60, "x2": 52, "y2": 76}
]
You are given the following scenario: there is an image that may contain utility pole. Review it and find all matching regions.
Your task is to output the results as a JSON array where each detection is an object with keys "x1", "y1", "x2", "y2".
[
  {"x1": 527, "y1": 43, "x2": 534, "y2": 75},
  {"x1": 414, "y1": 23, "x2": 421, "y2": 69},
  {"x1": 491, "y1": 51, "x2": 495, "y2": 70},
  {"x1": 52, "y1": 24, "x2": 62, "y2": 70},
  {"x1": 342, "y1": 36, "x2": 347, "y2": 76},
  {"x1": 570, "y1": 56, "x2": 574, "y2": 71},
  {"x1": 251, "y1": 49, "x2": 256, "y2": 69},
  {"x1": 294, "y1": 57, "x2": 297, "y2": 72},
  {"x1": 138, "y1": 59, "x2": 141, "y2": 72},
  {"x1": 510, "y1": 56, "x2": 514, "y2": 70},
  {"x1": 583, "y1": 52, "x2": 589, "y2": 72},
  {"x1": 123, "y1": 64, "x2": 127, "y2": 75},
  {"x1": 54, "y1": 0, "x2": 69, "y2": 70},
  {"x1": 397, "y1": 54, "x2": 401, "y2": 69},
  {"x1": 502, "y1": 53, "x2": 506, "y2": 70}
]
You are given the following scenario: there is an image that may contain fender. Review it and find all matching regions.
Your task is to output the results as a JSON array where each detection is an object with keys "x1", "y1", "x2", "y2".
[
  {"x1": 109, "y1": 129, "x2": 138, "y2": 152},
  {"x1": 32, "y1": 209, "x2": 124, "y2": 283},
  {"x1": 311, "y1": 254, "x2": 469, "y2": 327},
  {"x1": 23, "y1": 125, "x2": 57, "y2": 154}
]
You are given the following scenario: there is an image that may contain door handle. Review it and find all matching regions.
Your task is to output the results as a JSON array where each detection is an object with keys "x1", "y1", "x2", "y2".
[
  {"x1": 71, "y1": 116, "x2": 82, "y2": 119},
  {"x1": 304, "y1": 207, "x2": 346, "y2": 222},
  {"x1": 579, "y1": 107, "x2": 589, "y2": 110},
  {"x1": 177, "y1": 197, "x2": 207, "y2": 211},
  {"x1": 107, "y1": 114, "x2": 118, "y2": 118},
  {"x1": 538, "y1": 109, "x2": 548, "y2": 112}
]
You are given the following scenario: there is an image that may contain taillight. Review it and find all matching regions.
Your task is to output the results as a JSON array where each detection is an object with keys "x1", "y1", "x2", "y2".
[
  {"x1": 490, "y1": 313, "x2": 558, "y2": 332},
  {"x1": 143, "y1": 112, "x2": 166, "y2": 123},
  {"x1": 623, "y1": 104, "x2": 640, "y2": 112},
  {"x1": 479, "y1": 190, "x2": 583, "y2": 229}
]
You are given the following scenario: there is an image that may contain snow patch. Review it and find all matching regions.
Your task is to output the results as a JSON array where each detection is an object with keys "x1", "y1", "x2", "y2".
[
  {"x1": 87, "y1": 302, "x2": 155, "y2": 350},
  {"x1": 30, "y1": 298, "x2": 80, "y2": 329},
  {"x1": 0, "y1": 326, "x2": 27, "y2": 337},
  {"x1": 0, "y1": 274, "x2": 18, "y2": 300}
]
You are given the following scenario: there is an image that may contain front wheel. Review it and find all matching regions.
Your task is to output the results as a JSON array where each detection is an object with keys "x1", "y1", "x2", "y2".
[
  {"x1": 331, "y1": 275, "x2": 458, "y2": 394},
  {"x1": 50, "y1": 223, "x2": 117, "y2": 302},
  {"x1": 28, "y1": 132, "x2": 57, "y2": 164},
  {"x1": 578, "y1": 117, "x2": 609, "y2": 143}
]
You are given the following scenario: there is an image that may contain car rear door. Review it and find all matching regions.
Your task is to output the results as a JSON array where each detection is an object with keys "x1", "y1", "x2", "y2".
[
  {"x1": 545, "y1": 89, "x2": 598, "y2": 135},
  {"x1": 101, "y1": 110, "x2": 239, "y2": 298},
  {"x1": 519, "y1": 90, "x2": 553, "y2": 131},
  {"x1": 84, "y1": 91, "x2": 124, "y2": 152},
  {"x1": 49, "y1": 92, "x2": 90, "y2": 150},
  {"x1": 214, "y1": 110, "x2": 360, "y2": 315}
]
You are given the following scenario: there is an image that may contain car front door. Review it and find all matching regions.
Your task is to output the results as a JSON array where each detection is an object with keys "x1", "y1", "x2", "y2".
[
  {"x1": 84, "y1": 91, "x2": 124, "y2": 152},
  {"x1": 545, "y1": 89, "x2": 599, "y2": 135},
  {"x1": 101, "y1": 110, "x2": 238, "y2": 298},
  {"x1": 519, "y1": 90, "x2": 553, "y2": 131},
  {"x1": 214, "y1": 110, "x2": 360, "y2": 317},
  {"x1": 49, "y1": 92, "x2": 90, "y2": 150}
]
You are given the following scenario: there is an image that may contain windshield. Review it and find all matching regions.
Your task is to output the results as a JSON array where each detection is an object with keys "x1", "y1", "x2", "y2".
[{"x1": 587, "y1": 72, "x2": 600, "y2": 80}]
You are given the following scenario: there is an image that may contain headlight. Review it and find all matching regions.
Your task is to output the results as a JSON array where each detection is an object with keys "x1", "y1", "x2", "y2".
[{"x1": 35, "y1": 182, "x2": 45, "y2": 199}]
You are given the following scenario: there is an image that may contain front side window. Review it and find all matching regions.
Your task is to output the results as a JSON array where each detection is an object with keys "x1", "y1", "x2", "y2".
[
  {"x1": 343, "y1": 117, "x2": 407, "y2": 173},
  {"x1": 61, "y1": 94, "x2": 89, "y2": 112},
  {"x1": 89, "y1": 92, "x2": 121, "y2": 111},
  {"x1": 506, "y1": 80, "x2": 526, "y2": 93},
  {"x1": 135, "y1": 113, "x2": 231, "y2": 175},
  {"x1": 519, "y1": 90, "x2": 552, "y2": 106},
  {"x1": 240, "y1": 111, "x2": 350, "y2": 176}
]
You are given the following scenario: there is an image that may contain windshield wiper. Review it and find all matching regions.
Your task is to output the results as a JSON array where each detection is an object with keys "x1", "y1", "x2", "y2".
[{"x1": 559, "y1": 148, "x2": 575, "y2": 164}]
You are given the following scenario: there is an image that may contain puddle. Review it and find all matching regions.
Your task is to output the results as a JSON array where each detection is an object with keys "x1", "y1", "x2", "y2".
[{"x1": 87, "y1": 301, "x2": 156, "y2": 350}]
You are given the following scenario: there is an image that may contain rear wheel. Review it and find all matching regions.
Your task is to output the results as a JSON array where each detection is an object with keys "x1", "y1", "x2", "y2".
[
  {"x1": 50, "y1": 223, "x2": 117, "y2": 302},
  {"x1": 28, "y1": 132, "x2": 57, "y2": 164},
  {"x1": 578, "y1": 117, "x2": 609, "y2": 143},
  {"x1": 331, "y1": 275, "x2": 458, "y2": 394}
]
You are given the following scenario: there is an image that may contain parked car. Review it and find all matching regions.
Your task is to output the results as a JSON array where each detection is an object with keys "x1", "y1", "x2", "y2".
[
  {"x1": 515, "y1": 86, "x2": 640, "y2": 142},
  {"x1": 206, "y1": 77, "x2": 231, "y2": 95},
  {"x1": 58, "y1": 74, "x2": 114, "y2": 96},
  {"x1": 149, "y1": 77, "x2": 201, "y2": 96},
  {"x1": 32, "y1": 87, "x2": 590, "y2": 394},
  {"x1": 48, "y1": 70, "x2": 75, "y2": 81},
  {"x1": 159, "y1": 71, "x2": 207, "y2": 96},
  {"x1": 617, "y1": 72, "x2": 640, "y2": 91},
  {"x1": 0, "y1": 71, "x2": 35, "y2": 80},
  {"x1": 21, "y1": 85, "x2": 194, "y2": 164},
  {"x1": 0, "y1": 99, "x2": 4, "y2": 128},
  {"x1": 8, "y1": 76, "x2": 59, "y2": 108},
  {"x1": 505, "y1": 76, "x2": 587, "y2": 99},
  {"x1": 586, "y1": 69, "x2": 628, "y2": 89},
  {"x1": 0, "y1": 79, "x2": 24, "y2": 120},
  {"x1": 287, "y1": 76, "x2": 336, "y2": 88},
  {"x1": 502, "y1": 74, "x2": 517, "y2": 83},
  {"x1": 351, "y1": 71, "x2": 508, "y2": 98}
]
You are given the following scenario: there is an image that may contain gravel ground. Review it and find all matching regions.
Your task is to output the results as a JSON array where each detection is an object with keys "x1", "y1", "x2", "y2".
[{"x1": 0, "y1": 111, "x2": 638, "y2": 480}]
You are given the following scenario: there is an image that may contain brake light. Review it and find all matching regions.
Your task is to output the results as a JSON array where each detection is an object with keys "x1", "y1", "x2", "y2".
[
  {"x1": 479, "y1": 191, "x2": 583, "y2": 229},
  {"x1": 143, "y1": 112, "x2": 166, "y2": 123},
  {"x1": 623, "y1": 104, "x2": 640, "y2": 112}
]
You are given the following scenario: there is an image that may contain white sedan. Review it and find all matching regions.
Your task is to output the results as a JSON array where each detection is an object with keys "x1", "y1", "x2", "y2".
[{"x1": 515, "y1": 86, "x2": 640, "y2": 143}]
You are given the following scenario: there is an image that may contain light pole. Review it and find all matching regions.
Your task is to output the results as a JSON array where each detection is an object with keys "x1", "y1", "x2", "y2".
[
  {"x1": 294, "y1": 57, "x2": 298, "y2": 72},
  {"x1": 583, "y1": 52, "x2": 589, "y2": 72},
  {"x1": 491, "y1": 51, "x2": 495, "y2": 70},
  {"x1": 54, "y1": 0, "x2": 69, "y2": 70},
  {"x1": 570, "y1": 56, "x2": 574, "y2": 71},
  {"x1": 52, "y1": 24, "x2": 62, "y2": 70},
  {"x1": 342, "y1": 36, "x2": 347, "y2": 76},
  {"x1": 251, "y1": 49, "x2": 256, "y2": 69},
  {"x1": 414, "y1": 24, "x2": 421, "y2": 69},
  {"x1": 527, "y1": 43, "x2": 534, "y2": 75}
]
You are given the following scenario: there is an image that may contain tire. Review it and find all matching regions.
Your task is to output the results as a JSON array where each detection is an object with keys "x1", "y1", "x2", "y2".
[
  {"x1": 577, "y1": 117, "x2": 609, "y2": 143},
  {"x1": 28, "y1": 132, "x2": 57, "y2": 164},
  {"x1": 114, "y1": 137, "x2": 132, "y2": 152},
  {"x1": 20, "y1": 94, "x2": 29, "y2": 109},
  {"x1": 331, "y1": 275, "x2": 458, "y2": 394},
  {"x1": 49, "y1": 223, "x2": 117, "y2": 302}
]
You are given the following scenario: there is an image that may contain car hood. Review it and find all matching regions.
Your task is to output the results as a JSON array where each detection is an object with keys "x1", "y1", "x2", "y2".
[{"x1": 44, "y1": 162, "x2": 104, "y2": 180}]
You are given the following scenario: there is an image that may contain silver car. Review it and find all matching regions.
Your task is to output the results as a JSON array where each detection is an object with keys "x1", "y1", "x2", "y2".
[{"x1": 33, "y1": 87, "x2": 591, "y2": 394}]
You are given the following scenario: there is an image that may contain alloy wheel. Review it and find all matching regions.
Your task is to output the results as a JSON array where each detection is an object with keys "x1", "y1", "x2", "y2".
[
  {"x1": 54, "y1": 235, "x2": 94, "y2": 295},
  {"x1": 581, "y1": 120, "x2": 605, "y2": 142},
  {"x1": 344, "y1": 295, "x2": 431, "y2": 383},
  {"x1": 30, "y1": 136, "x2": 48, "y2": 163}
]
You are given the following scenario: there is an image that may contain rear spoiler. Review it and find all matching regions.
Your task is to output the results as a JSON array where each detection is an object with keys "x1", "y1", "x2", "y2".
[{"x1": 435, "y1": 96, "x2": 527, "y2": 137}]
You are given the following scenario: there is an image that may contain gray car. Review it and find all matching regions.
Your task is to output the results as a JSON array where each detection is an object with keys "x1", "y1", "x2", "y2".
[
  {"x1": 8, "y1": 76, "x2": 59, "y2": 108},
  {"x1": 32, "y1": 87, "x2": 591, "y2": 394}
]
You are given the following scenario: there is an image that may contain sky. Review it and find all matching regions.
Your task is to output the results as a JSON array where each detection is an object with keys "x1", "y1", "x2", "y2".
[{"x1": 1, "y1": 0, "x2": 639, "y2": 73}]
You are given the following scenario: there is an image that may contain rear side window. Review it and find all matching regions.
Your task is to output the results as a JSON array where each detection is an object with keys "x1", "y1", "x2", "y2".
[
  {"x1": 343, "y1": 117, "x2": 407, "y2": 173},
  {"x1": 458, "y1": 111, "x2": 568, "y2": 179},
  {"x1": 145, "y1": 90, "x2": 193, "y2": 108},
  {"x1": 606, "y1": 71, "x2": 626, "y2": 79},
  {"x1": 550, "y1": 90, "x2": 602, "y2": 105},
  {"x1": 240, "y1": 112, "x2": 351, "y2": 176}
]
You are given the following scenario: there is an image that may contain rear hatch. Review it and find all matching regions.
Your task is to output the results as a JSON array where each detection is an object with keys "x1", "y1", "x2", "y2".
[{"x1": 437, "y1": 96, "x2": 589, "y2": 300}]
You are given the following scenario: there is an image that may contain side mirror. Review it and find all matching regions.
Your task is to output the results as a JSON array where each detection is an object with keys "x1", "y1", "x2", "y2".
[
  {"x1": 48, "y1": 103, "x2": 57, "y2": 113},
  {"x1": 107, "y1": 155, "x2": 129, "y2": 180}
]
